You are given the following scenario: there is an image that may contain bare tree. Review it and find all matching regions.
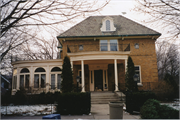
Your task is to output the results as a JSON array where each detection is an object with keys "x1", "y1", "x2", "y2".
[
  {"x1": 21, "y1": 37, "x2": 59, "y2": 60},
  {"x1": 134, "y1": 0, "x2": 180, "y2": 40},
  {"x1": 1, "y1": 0, "x2": 109, "y2": 62},
  {"x1": 156, "y1": 42, "x2": 179, "y2": 80}
]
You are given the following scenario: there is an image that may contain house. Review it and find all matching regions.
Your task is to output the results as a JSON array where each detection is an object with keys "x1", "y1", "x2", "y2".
[{"x1": 11, "y1": 15, "x2": 161, "y2": 94}]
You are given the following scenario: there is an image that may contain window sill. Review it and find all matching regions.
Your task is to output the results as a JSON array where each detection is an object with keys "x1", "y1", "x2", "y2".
[{"x1": 137, "y1": 83, "x2": 143, "y2": 86}]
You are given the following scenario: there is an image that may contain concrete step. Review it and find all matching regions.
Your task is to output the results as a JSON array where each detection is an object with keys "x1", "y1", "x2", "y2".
[{"x1": 91, "y1": 92, "x2": 121, "y2": 104}]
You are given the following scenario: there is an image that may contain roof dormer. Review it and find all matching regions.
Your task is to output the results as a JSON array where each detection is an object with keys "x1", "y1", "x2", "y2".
[{"x1": 100, "y1": 16, "x2": 116, "y2": 32}]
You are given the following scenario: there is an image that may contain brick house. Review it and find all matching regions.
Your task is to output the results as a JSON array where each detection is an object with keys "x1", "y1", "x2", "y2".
[{"x1": 12, "y1": 15, "x2": 161, "y2": 94}]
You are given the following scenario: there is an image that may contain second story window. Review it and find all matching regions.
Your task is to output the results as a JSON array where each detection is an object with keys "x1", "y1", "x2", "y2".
[{"x1": 100, "y1": 40, "x2": 118, "y2": 51}]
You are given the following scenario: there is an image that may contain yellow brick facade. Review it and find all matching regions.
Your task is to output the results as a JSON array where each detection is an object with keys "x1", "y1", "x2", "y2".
[{"x1": 61, "y1": 37, "x2": 159, "y2": 91}]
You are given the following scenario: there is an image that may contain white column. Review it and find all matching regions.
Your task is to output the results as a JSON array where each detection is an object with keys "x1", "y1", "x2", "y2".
[
  {"x1": 17, "y1": 68, "x2": 20, "y2": 90},
  {"x1": 71, "y1": 61, "x2": 73, "y2": 69},
  {"x1": 46, "y1": 65, "x2": 50, "y2": 92},
  {"x1": 125, "y1": 59, "x2": 127, "y2": 73},
  {"x1": 114, "y1": 59, "x2": 119, "y2": 91},
  {"x1": 81, "y1": 60, "x2": 85, "y2": 92},
  {"x1": 30, "y1": 66, "x2": 34, "y2": 89}
]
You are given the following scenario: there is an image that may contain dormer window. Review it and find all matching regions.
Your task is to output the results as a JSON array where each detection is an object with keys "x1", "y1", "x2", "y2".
[
  {"x1": 106, "y1": 20, "x2": 110, "y2": 31},
  {"x1": 100, "y1": 16, "x2": 116, "y2": 32}
]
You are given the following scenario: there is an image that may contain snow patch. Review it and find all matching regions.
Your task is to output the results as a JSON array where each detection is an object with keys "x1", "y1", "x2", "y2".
[{"x1": 1, "y1": 104, "x2": 56, "y2": 116}]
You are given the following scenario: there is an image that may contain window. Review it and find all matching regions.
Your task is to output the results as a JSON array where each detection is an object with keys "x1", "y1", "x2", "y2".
[
  {"x1": 100, "y1": 40, "x2": 118, "y2": 51},
  {"x1": 51, "y1": 74, "x2": 55, "y2": 89},
  {"x1": 20, "y1": 68, "x2": 30, "y2": 88},
  {"x1": 57, "y1": 74, "x2": 61, "y2": 89},
  {"x1": 110, "y1": 40, "x2": 118, "y2": 51},
  {"x1": 100, "y1": 17, "x2": 116, "y2": 32},
  {"x1": 106, "y1": 20, "x2": 110, "y2": 31},
  {"x1": 135, "y1": 66, "x2": 141, "y2": 84},
  {"x1": 100, "y1": 40, "x2": 108, "y2": 51},
  {"x1": 79, "y1": 45, "x2": 83, "y2": 50},
  {"x1": 50, "y1": 67, "x2": 62, "y2": 90},
  {"x1": 134, "y1": 43, "x2": 139, "y2": 49},
  {"x1": 34, "y1": 67, "x2": 46, "y2": 88}
]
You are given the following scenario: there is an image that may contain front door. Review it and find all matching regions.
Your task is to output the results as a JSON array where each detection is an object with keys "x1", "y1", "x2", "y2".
[{"x1": 94, "y1": 70, "x2": 103, "y2": 91}]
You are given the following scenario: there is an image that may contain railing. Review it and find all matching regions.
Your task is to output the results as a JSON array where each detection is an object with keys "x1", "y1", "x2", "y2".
[{"x1": 67, "y1": 44, "x2": 130, "y2": 53}]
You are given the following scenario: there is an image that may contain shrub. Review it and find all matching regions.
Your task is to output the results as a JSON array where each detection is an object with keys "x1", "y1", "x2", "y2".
[
  {"x1": 140, "y1": 99, "x2": 160, "y2": 119},
  {"x1": 125, "y1": 56, "x2": 138, "y2": 92},
  {"x1": 13, "y1": 87, "x2": 27, "y2": 105},
  {"x1": 140, "y1": 99, "x2": 179, "y2": 119},
  {"x1": 126, "y1": 91, "x2": 156, "y2": 114},
  {"x1": 159, "y1": 105, "x2": 179, "y2": 119},
  {"x1": 61, "y1": 56, "x2": 73, "y2": 93},
  {"x1": 56, "y1": 92, "x2": 91, "y2": 115},
  {"x1": 1, "y1": 89, "x2": 12, "y2": 105}
]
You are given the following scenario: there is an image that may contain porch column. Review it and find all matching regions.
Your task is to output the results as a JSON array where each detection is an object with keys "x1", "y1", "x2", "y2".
[
  {"x1": 125, "y1": 59, "x2": 127, "y2": 73},
  {"x1": 46, "y1": 65, "x2": 50, "y2": 92},
  {"x1": 114, "y1": 59, "x2": 119, "y2": 91},
  {"x1": 71, "y1": 61, "x2": 73, "y2": 69},
  {"x1": 30, "y1": 66, "x2": 34, "y2": 89},
  {"x1": 81, "y1": 60, "x2": 85, "y2": 92},
  {"x1": 17, "y1": 68, "x2": 20, "y2": 90}
]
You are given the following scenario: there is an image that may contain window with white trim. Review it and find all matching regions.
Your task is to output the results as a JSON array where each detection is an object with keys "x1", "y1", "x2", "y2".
[
  {"x1": 100, "y1": 40, "x2": 118, "y2": 51},
  {"x1": 50, "y1": 67, "x2": 62, "y2": 90},
  {"x1": 34, "y1": 67, "x2": 46, "y2": 88},
  {"x1": 135, "y1": 66, "x2": 141, "y2": 84},
  {"x1": 20, "y1": 68, "x2": 30, "y2": 88}
]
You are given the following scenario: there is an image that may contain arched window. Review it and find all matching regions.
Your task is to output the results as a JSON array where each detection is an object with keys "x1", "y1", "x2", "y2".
[
  {"x1": 51, "y1": 67, "x2": 61, "y2": 72},
  {"x1": 34, "y1": 67, "x2": 46, "y2": 88},
  {"x1": 106, "y1": 20, "x2": 110, "y2": 31},
  {"x1": 20, "y1": 68, "x2": 29, "y2": 73},
  {"x1": 50, "y1": 67, "x2": 62, "y2": 90},
  {"x1": 20, "y1": 68, "x2": 30, "y2": 89},
  {"x1": 35, "y1": 67, "x2": 46, "y2": 72}
]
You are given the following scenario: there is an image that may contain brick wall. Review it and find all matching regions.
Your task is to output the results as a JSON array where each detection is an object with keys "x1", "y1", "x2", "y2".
[{"x1": 63, "y1": 38, "x2": 158, "y2": 91}]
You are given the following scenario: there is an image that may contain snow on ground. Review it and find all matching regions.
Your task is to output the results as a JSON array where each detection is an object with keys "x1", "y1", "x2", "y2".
[
  {"x1": 160, "y1": 99, "x2": 180, "y2": 110},
  {"x1": 1, "y1": 104, "x2": 56, "y2": 116}
]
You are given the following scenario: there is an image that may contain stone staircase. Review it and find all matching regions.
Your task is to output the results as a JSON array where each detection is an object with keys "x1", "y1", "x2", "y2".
[{"x1": 91, "y1": 91, "x2": 124, "y2": 104}]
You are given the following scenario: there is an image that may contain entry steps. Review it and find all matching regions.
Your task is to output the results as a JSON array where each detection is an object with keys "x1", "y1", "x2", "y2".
[{"x1": 91, "y1": 91, "x2": 125, "y2": 104}]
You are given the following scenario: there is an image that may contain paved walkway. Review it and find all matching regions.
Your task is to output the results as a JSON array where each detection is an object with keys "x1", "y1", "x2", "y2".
[{"x1": 1, "y1": 104, "x2": 140, "y2": 119}]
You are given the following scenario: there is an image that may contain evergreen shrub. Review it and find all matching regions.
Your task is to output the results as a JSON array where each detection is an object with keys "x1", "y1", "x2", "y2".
[
  {"x1": 141, "y1": 99, "x2": 179, "y2": 119},
  {"x1": 13, "y1": 87, "x2": 27, "y2": 105},
  {"x1": 56, "y1": 92, "x2": 91, "y2": 115},
  {"x1": 126, "y1": 91, "x2": 156, "y2": 114}
]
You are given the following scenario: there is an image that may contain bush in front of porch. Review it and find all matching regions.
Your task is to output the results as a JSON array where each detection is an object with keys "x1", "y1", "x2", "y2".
[
  {"x1": 61, "y1": 56, "x2": 73, "y2": 93},
  {"x1": 125, "y1": 56, "x2": 138, "y2": 92}
]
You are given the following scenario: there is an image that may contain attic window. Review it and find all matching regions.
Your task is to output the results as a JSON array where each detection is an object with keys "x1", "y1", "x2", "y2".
[
  {"x1": 100, "y1": 16, "x2": 116, "y2": 32},
  {"x1": 106, "y1": 20, "x2": 110, "y2": 31}
]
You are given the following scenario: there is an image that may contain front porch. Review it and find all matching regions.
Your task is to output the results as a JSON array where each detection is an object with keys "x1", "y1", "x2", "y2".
[{"x1": 69, "y1": 51, "x2": 130, "y2": 92}]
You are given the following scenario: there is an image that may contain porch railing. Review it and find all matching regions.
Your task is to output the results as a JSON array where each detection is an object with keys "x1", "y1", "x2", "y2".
[{"x1": 67, "y1": 44, "x2": 130, "y2": 53}]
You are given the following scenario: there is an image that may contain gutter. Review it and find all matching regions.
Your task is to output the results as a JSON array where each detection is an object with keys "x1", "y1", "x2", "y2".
[{"x1": 57, "y1": 33, "x2": 161, "y2": 39}]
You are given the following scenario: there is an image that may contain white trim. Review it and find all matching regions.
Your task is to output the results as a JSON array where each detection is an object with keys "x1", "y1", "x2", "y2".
[
  {"x1": 68, "y1": 53, "x2": 129, "y2": 62},
  {"x1": 100, "y1": 16, "x2": 116, "y2": 32},
  {"x1": 81, "y1": 60, "x2": 85, "y2": 92}
]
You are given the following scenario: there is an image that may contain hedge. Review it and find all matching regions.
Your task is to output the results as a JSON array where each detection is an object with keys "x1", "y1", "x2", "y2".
[
  {"x1": 56, "y1": 92, "x2": 91, "y2": 115},
  {"x1": 126, "y1": 91, "x2": 157, "y2": 114},
  {"x1": 141, "y1": 99, "x2": 179, "y2": 119}
]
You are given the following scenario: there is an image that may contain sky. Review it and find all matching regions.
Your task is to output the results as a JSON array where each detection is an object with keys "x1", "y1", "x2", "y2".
[
  {"x1": 40, "y1": 0, "x2": 179, "y2": 46},
  {"x1": 58, "y1": 0, "x2": 162, "y2": 38}
]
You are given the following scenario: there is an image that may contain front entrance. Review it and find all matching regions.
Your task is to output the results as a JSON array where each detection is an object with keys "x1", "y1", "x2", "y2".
[{"x1": 94, "y1": 70, "x2": 103, "y2": 91}]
